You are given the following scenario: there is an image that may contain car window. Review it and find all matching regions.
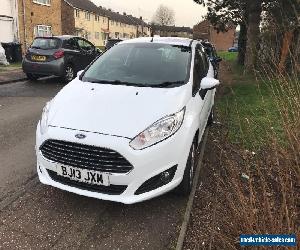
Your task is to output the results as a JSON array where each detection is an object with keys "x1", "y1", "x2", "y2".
[
  {"x1": 82, "y1": 43, "x2": 192, "y2": 87},
  {"x1": 77, "y1": 38, "x2": 94, "y2": 51},
  {"x1": 193, "y1": 46, "x2": 207, "y2": 94},
  {"x1": 106, "y1": 40, "x2": 122, "y2": 50},
  {"x1": 31, "y1": 38, "x2": 61, "y2": 50},
  {"x1": 200, "y1": 52, "x2": 209, "y2": 74},
  {"x1": 64, "y1": 38, "x2": 79, "y2": 50}
]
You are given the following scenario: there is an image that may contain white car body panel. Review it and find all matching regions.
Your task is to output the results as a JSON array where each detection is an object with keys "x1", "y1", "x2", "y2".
[
  {"x1": 36, "y1": 37, "x2": 218, "y2": 204},
  {"x1": 48, "y1": 81, "x2": 190, "y2": 139}
]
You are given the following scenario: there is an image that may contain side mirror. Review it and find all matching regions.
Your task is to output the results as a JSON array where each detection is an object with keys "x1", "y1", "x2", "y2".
[
  {"x1": 215, "y1": 57, "x2": 222, "y2": 63},
  {"x1": 200, "y1": 77, "x2": 220, "y2": 90},
  {"x1": 96, "y1": 48, "x2": 103, "y2": 54},
  {"x1": 77, "y1": 70, "x2": 84, "y2": 78}
]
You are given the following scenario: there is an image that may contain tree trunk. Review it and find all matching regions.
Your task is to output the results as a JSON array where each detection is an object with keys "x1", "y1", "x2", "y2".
[
  {"x1": 245, "y1": 0, "x2": 262, "y2": 72},
  {"x1": 238, "y1": 22, "x2": 247, "y2": 66},
  {"x1": 278, "y1": 31, "x2": 294, "y2": 74}
]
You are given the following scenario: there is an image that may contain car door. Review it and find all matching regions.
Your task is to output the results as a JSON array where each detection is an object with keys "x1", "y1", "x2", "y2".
[
  {"x1": 63, "y1": 38, "x2": 82, "y2": 73},
  {"x1": 188, "y1": 45, "x2": 209, "y2": 141},
  {"x1": 195, "y1": 45, "x2": 213, "y2": 134},
  {"x1": 76, "y1": 38, "x2": 96, "y2": 68},
  {"x1": 200, "y1": 49, "x2": 215, "y2": 115}
]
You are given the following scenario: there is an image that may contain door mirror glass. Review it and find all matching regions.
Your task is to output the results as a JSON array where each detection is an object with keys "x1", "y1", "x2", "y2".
[
  {"x1": 200, "y1": 77, "x2": 220, "y2": 90},
  {"x1": 215, "y1": 57, "x2": 222, "y2": 63},
  {"x1": 77, "y1": 70, "x2": 84, "y2": 77}
]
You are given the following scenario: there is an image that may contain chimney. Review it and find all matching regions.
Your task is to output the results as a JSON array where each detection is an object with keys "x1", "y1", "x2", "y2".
[
  {"x1": 140, "y1": 16, "x2": 143, "y2": 20},
  {"x1": 123, "y1": 12, "x2": 126, "y2": 15},
  {"x1": 108, "y1": 8, "x2": 111, "y2": 11}
]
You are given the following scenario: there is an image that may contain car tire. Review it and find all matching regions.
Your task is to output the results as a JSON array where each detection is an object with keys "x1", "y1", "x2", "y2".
[
  {"x1": 62, "y1": 64, "x2": 75, "y2": 83},
  {"x1": 207, "y1": 108, "x2": 214, "y2": 126},
  {"x1": 26, "y1": 73, "x2": 39, "y2": 81},
  {"x1": 176, "y1": 142, "x2": 197, "y2": 196}
]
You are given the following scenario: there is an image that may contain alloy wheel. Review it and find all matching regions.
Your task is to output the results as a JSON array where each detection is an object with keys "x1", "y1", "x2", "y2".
[{"x1": 65, "y1": 66, "x2": 74, "y2": 82}]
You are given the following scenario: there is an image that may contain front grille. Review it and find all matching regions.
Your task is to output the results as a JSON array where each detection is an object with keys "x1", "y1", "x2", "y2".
[
  {"x1": 40, "y1": 139, "x2": 133, "y2": 174},
  {"x1": 47, "y1": 170, "x2": 127, "y2": 195}
]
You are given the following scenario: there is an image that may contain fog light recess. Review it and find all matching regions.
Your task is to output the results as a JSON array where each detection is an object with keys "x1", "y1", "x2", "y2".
[{"x1": 135, "y1": 165, "x2": 177, "y2": 195}]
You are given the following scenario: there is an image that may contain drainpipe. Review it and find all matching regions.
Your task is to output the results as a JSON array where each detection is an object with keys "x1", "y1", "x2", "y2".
[
  {"x1": 22, "y1": 0, "x2": 27, "y2": 49},
  {"x1": 13, "y1": 0, "x2": 20, "y2": 42}
]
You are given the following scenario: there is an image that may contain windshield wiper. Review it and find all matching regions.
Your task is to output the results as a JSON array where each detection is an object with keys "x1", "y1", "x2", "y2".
[
  {"x1": 154, "y1": 81, "x2": 185, "y2": 88},
  {"x1": 88, "y1": 79, "x2": 138, "y2": 86}
]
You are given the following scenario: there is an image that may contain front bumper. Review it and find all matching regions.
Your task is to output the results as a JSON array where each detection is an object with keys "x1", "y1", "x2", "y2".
[
  {"x1": 36, "y1": 124, "x2": 192, "y2": 204},
  {"x1": 22, "y1": 57, "x2": 65, "y2": 76}
]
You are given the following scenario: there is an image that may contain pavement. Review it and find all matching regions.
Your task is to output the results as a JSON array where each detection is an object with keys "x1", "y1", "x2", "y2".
[
  {"x1": 0, "y1": 67, "x2": 27, "y2": 85},
  {"x1": 0, "y1": 77, "x2": 190, "y2": 249}
]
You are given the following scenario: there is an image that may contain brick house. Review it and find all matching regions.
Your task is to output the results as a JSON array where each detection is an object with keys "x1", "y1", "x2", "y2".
[
  {"x1": 193, "y1": 20, "x2": 236, "y2": 51},
  {"x1": 17, "y1": 0, "x2": 151, "y2": 52},
  {"x1": 58, "y1": 0, "x2": 151, "y2": 47},
  {"x1": 18, "y1": 0, "x2": 75, "y2": 51}
]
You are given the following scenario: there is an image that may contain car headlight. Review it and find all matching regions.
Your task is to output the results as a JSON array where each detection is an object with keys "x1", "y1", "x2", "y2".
[
  {"x1": 40, "y1": 101, "x2": 51, "y2": 135},
  {"x1": 129, "y1": 108, "x2": 185, "y2": 150}
]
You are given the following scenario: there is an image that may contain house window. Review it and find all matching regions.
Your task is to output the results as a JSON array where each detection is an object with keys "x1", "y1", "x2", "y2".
[
  {"x1": 33, "y1": 0, "x2": 51, "y2": 6},
  {"x1": 34, "y1": 25, "x2": 52, "y2": 37},
  {"x1": 95, "y1": 32, "x2": 100, "y2": 39},
  {"x1": 101, "y1": 32, "x2": 106, "y2": 40},
  {"x1": 103, "y1": 18, "x2": 106, "y2": 23},
  {"x1": 85, "y1": 12, "x2": 91, "y2": 21},
  {"x1": 95, "y1": 15, "x2": 100, "y2": 22},
  {"x1": 87, "y1": 32, "x2": 91, "y2": 40},
  {"x1": 75, "y1": 9, "x2": 80, "y2": 18},
  {"x1": 111, "y1": 20, "x2": 114, "y2": 25},
  {"x1": 115, "y1": 32, "x2": 119, "y2": 38},
  {"x1": 75, "y1": 30, "x2": 81, "y2": 36},
  {"x1": 116, "y1": 22, "x2": 119, "y2": 26}
]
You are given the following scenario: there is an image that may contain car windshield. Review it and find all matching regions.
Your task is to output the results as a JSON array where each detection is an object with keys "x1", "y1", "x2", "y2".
[
  {"x1": 82, "y1": 43, "x2": 192, "y2": 87},
  {"x1": 31, "y1": 38, "x2": 61, "y2": 50}
]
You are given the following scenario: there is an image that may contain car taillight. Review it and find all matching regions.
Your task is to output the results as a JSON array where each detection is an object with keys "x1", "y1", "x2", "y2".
[{"x1": 53, "y1": 50, "x2": 64, "y2": 59}]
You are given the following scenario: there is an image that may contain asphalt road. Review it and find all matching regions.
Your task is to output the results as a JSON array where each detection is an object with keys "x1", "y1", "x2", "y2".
[{"x1": 0, "y1": 78, "x2": 187, "y2": 250}]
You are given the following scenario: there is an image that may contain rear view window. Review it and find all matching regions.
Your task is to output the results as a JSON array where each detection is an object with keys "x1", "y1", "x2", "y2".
[{"x1": 31, "y1": 38, "x2": 61, "y2": 50}]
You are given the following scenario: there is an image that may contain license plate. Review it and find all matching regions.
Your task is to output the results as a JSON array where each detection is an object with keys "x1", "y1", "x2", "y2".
[
  {"x1": 32, "y1": 55, "x2": 46, "y2": 61},
  {"x1": 56, "y1": 165, "x2": 110, "y2": 186}
]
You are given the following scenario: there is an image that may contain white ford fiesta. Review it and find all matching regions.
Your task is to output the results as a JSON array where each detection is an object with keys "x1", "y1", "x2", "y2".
[{"x1": 36, "y1": 37, "x2": 220, "y2": 204}]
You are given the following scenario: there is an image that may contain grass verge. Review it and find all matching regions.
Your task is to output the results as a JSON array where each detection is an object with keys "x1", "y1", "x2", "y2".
[{"x1": 184, "y1": 55, "x2": 299, "y2": 249}]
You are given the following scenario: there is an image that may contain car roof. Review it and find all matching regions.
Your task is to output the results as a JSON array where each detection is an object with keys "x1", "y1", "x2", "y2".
[
  {"x1": 34, "y1": 35, "x2": 80, "y2": 40},
  {"x1": 107, "y1": 39, "x2": 123, "y2": 41},
  {"x1": 120, "y1": 37, "x2": 195, "y2": 47}
]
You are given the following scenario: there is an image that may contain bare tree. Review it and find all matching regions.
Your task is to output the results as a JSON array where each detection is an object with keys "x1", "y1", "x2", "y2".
[{"x1": 152, "y1": 5, "x2": 175, "y2": 26}]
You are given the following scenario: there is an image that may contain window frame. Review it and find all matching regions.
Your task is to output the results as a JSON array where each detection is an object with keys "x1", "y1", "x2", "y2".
[
  {"x1": 192, "y1": 45, "x2": 207, "y2": 96},
  {"x1": 85, "y1": 12, "x2": 91, "y2": 21},
  {"x1": 75, "y1": 9, "x2": 80, "y2": 18},
  {"x1": 34, "y1": 25, "x2": 52, "y2": 37},
  {"x1": 33, "y1": 0, "x2": 51, "y2": 6}
]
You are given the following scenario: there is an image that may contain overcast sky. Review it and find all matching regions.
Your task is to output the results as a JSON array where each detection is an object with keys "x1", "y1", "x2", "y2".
[{"x1": 91, "y1": 0, "x2": 207, "y2": 27}]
